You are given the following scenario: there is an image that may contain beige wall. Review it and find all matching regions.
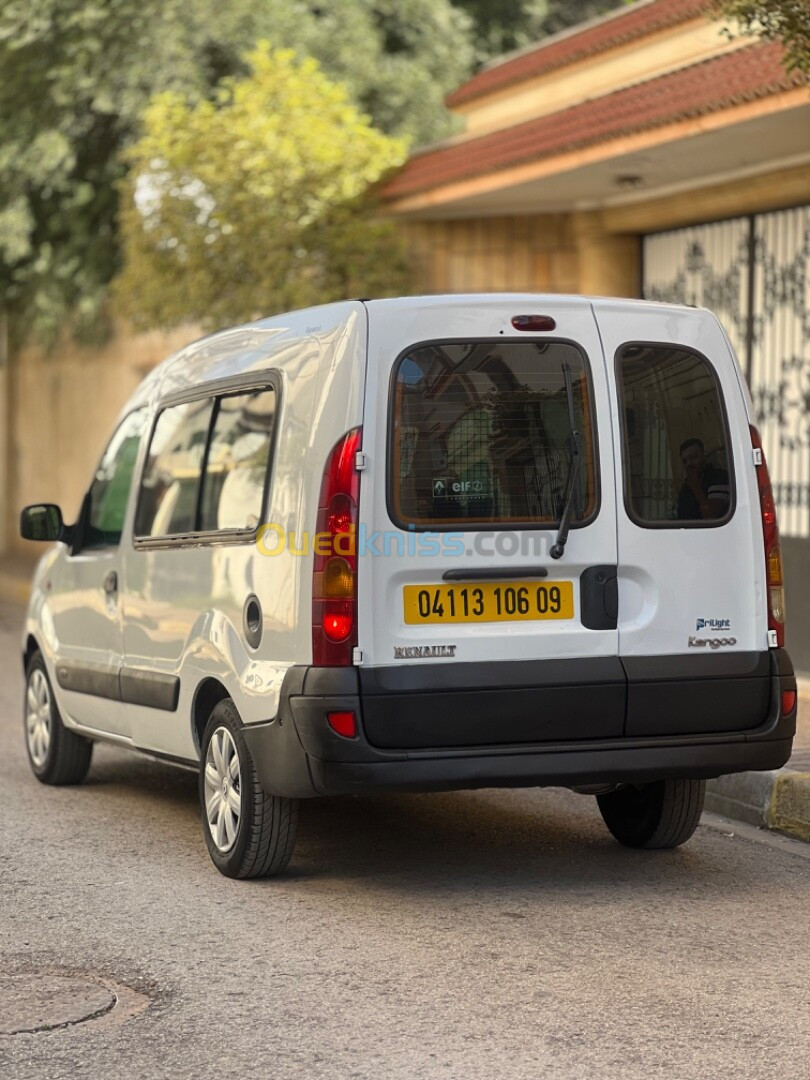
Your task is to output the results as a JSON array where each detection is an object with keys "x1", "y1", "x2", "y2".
[
  {"x1": 401, "y1": 211, "x2": 639, "y2": 299},
  {"x1": 397, "y1": 164, "x2": 809, "y2": 302},
  {"x1": 0, "y1": 345, "x2": 9, "y2": 557},
  {"x1": 4, "y1": 323, "x2": 200, "y2": 554},
  {"x1": 402, "y1": 214, "x2": 581, "y2": 295},
  {"x1": 602, "y1": 162, "x2": 810, "y2": 234}
]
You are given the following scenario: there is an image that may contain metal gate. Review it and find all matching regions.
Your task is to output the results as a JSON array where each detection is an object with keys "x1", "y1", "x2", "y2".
[{"x1": 643, "y1": 206, "x2": 810, "y2": 539}]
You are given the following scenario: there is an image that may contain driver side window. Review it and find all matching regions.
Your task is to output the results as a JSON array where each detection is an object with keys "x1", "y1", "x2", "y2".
[{"x1": 82, "y1": 408, "x2": 149, "y2": 550}]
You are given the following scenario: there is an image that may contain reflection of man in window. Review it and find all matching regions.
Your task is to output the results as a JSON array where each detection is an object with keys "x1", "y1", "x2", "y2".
[{"x1": 677, "y1": 438, "x2": 730, "y2": 520}]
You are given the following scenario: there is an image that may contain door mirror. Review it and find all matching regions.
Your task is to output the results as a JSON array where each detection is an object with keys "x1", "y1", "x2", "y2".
[{"x1": 20, "y1": 503, "x2": 65, "y2": 542}]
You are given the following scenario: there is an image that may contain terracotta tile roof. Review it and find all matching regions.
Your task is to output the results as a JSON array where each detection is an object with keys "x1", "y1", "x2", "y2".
[
  {"x1": 383, "y1": 43, "x2": 805, "y2": 202},
  {"x1": 447, "y1": 0, "x2": 712, "y2": 108}
]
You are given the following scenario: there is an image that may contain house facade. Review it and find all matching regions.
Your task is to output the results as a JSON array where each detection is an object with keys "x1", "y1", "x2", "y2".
[{"x1": 382, "y1": 0, "x2": 810, "y2": 667}]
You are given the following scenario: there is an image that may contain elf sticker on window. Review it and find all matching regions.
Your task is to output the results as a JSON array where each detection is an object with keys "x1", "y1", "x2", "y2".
[{"x1": 433, "y1": 478, "x2": 491, "y2": 499}]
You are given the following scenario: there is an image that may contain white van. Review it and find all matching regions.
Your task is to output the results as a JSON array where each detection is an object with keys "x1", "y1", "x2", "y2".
[{"x1": 20, "y1": 295, "x2": 796, "y2": 877}]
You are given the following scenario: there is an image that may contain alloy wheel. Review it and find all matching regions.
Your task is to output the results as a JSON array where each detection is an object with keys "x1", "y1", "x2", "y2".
[
  {"x1": 203, "y1": 726, "x2": 242, "y2": 852},
  {"x1": 26, "y1": 668, "x2": 52, "y2": 768}
]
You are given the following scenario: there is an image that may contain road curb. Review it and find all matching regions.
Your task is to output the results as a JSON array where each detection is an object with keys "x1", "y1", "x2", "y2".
[
  {"x1": 768, "y1": 770, "x2": 810, "y2": 843},
  {"x1": 706, "y1": 768, "x2": 810, "y2": 843}
]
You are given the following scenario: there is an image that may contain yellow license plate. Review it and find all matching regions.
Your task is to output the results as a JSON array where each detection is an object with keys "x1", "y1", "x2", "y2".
[{"x1": 403, "y1": 581, "x2": 574, "y2": 625}]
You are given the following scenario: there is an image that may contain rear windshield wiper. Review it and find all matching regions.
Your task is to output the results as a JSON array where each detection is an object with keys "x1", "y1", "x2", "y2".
[{"x1": 550, "y1": 362, "x2": 581, "y2": 560}]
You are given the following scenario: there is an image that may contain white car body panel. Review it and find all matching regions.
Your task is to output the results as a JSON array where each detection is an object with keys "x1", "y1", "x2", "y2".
[
  {"x1": 593, "y1": 299, "x2": 767, "y2": 659},
  {"x1": 20, "y1": 293, "x2": 774, "y2": 768},
  {"x1": 357, "y1": 296, "x2": 619, "y2": 668}
]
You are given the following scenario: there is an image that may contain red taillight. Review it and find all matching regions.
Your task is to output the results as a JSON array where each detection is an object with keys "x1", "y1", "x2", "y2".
[
  {"x1": 312, "y1": 428, "x2": 361, "y2": 666},
  {"x1": 323, "y1": 606, "x2": 354, "y2": 642},
  {"x1": 327, "y1": 711, "x2": 357, "y2": 738},
  {"x1": 511, "y1": 315, "x2": 556, "y2": 332},
  {"x1": 751, "y1": 425, "x2": 785, "y2": 648}
]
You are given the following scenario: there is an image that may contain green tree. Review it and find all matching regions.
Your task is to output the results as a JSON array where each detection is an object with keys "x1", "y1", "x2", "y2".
[
  {"x1": 114, "y1": 44, "x2": 411, "y2": 330},
  {"x1": 0, "y1": 0, "x2": 236, "y2": 343},
  {"x1": 0, "y1": 0, "x2": 472, "y2": 344},
  {"x1": 451, "y1": 0, "x2": 625, "y2": 61},
  {"x1": 714, "y1": 0, "x2": 810, "y2": 73},
  {"x1": 276, "y1": 1, "x2": 475, "y2": 146}
]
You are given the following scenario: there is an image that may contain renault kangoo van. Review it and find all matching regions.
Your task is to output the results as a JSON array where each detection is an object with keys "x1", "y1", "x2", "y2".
[{"x1": 20, "y1": 296, "x2": 796, "y2": 877}]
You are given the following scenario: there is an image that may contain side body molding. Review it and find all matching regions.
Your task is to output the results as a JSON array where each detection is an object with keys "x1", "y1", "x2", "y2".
[{"x1": 56, "y1": 662, "x2": 180, "y2": 712}]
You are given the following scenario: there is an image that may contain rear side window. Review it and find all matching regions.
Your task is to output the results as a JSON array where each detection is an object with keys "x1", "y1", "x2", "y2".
[
  {"x1": 199, "y1": 390, "x2": 276, "y2": 532},
  {"x1": 617, "y1": 344, "x2": 734, "y2": 526},
  {"x1": 390, "y1": 341, "x2": 598, "y2": 529},
  {"x1": 135, "y1": 399, "x2": 214, "y2": 537},
  {"x1": 134, "y1": 386, "x2": 276, "y2": 539}
]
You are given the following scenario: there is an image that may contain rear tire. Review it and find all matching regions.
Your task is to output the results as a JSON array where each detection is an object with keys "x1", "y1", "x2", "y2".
[
  {"x1": 596, "y1": 778, "x2": 705, "y2": 849},
  {"x1": 199, "y1": 699, "x2": 299, "y2": 879},
  {"x1": 24, "y1": 651, "x2": 93, "y2": 785}
]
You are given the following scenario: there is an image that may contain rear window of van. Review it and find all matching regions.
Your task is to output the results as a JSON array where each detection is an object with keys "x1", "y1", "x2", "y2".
[
  {"x1": 389, "y1": 341, "x2": 598, "y2": 529},
  {"x1": 616, "y1": 343, "x2": 734, "y2": 526}
]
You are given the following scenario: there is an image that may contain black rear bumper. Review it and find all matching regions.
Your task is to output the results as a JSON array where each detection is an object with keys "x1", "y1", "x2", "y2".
[{"x1": 241, "y1": 650, "x2": 796, "y2": 799}]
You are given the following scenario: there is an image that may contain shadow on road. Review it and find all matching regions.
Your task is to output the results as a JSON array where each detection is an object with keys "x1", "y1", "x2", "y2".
[
  {"x1": 292, "y1": 788, "x2": 716, "y2": 894},
  {"x1": 74, "y1": 745, "x2": 749, "y2": 902}
]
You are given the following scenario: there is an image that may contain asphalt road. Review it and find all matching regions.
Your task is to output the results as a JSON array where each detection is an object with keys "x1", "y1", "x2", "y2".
[{"x1": 1, "y1": 601, "x2": 809, "y2": 1080}]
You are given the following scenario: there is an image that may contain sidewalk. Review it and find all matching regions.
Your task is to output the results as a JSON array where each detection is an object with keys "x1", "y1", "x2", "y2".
[
  {"x1": 2, "y1": 553, "x2": 809, "y2": 840},
  {"x1": 785, "y1": 693, "x2": 810, "y2": 771},
  {"x1": 705, "y1": 682, "x2": 810, "y2": 842}
]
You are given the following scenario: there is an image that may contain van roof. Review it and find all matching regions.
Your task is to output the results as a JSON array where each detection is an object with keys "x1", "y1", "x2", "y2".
[{"x1": 122, "y1": 293, "x2": 711, "y2": 415}]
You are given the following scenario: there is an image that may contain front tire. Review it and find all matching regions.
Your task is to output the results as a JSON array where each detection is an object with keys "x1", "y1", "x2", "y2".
[
  {"x1": 199, "y1": 699, "x2": 299, "y2": 879},
  {"x1": 24, "y1": 652, "x2": 93, "y2": 785},
  {"x1": 597, "y1": 778, "x2": 705, "y2": 849}
]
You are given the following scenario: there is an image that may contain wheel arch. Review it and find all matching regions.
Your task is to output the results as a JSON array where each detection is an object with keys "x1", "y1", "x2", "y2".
[
  {"x1": 191, "y1": 677, "x2": 231, "y2": 754},
  {"x1": 23, "y1": 633, "x2": 41, "y2": 674}
]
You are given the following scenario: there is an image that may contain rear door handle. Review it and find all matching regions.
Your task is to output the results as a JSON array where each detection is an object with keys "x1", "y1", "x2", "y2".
[
  {"x1": 579, "y1": 565, "x2": 617, "y2": 630},
  {"x1": 103, "y1": 570, "x2": 118, "y2": 596}
]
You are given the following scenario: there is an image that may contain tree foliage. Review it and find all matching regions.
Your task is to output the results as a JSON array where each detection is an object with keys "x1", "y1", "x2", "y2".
[
  {"x1": 0, "y1": 0, "x2": 231, "y2": 341},
  {"x1": 714, "y1": 0, "x2": 810, "y2": 74},
  {"x1": 450, "y1": 0, "x2": 625, "y2": 61},
  {"x1": 0, "y1": 0, "x2": 638, "y2": 342},
  {"x1": 276, "y1": 1, "x2": 475, "y2": 146},
  {"x1": 0, "y1": 0, "x2": 471, "y2": 343},
  {"x1": 114, "y1": 45, "x2": 411, "y2": 330}
]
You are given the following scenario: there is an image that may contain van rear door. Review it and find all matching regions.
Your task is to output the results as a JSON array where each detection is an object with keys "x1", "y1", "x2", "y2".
[
  {"x1": 356, "y1": 296, "x2": 624, "y2": 748},
  {"x1": 595, "y1": 300, "x2": 771, "y2": 738}
]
